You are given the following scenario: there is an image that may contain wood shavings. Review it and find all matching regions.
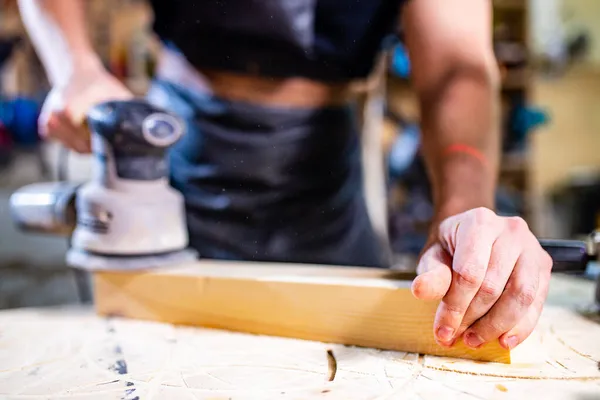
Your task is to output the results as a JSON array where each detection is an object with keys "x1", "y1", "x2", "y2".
[
  {"x1": 496, "y1": 384, "x2": 508, "y2": 392},
  {"x1": 326, "y1": 348, "x2": 337, "y2": 381}
]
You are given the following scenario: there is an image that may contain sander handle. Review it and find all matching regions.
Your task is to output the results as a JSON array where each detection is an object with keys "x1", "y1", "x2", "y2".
[{"x1": 539, "y1": 238, "x2": 591, "y2": 274}]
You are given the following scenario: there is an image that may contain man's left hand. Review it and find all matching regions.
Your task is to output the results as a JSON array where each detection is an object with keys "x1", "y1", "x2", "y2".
[{"x1": 412, "y1": 207, "x2": 553, "y2": 350}]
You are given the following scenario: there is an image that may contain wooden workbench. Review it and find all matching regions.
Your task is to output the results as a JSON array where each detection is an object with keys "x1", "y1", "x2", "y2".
[{"x1": 0, "y1": 273, "x2": 599, "y2": 399}]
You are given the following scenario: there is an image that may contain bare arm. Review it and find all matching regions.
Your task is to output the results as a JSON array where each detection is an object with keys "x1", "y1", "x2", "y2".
[
  {"x1": 405, "y1": 0, "x2": 552, "y2": 352},
  {"x1": 18, "y1": 0, "x2": 102, "y2": 85},
  {"x1": 401, "y1": 0, "x2": 501, "y2": 226},
  {"x1": 18, "y1": 0, "x2": 131, "y2": 153}
]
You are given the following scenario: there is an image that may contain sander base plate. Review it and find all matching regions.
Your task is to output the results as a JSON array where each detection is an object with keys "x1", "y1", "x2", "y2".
[{"x1": 66, "y1": 248, "x2": 199, "y2": 271}]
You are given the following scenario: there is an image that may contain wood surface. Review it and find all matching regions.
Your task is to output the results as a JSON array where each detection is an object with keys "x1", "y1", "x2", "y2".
[
  {"x1": 0, "y1": 274, "x2": 598, "y2": 399},
  {"x1": 92, "y1": 261, "x2": 511, "y2": 363}
]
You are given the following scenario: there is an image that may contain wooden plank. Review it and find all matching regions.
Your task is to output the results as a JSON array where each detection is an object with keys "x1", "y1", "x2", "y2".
[
  {"x1": 1, "y1": 275, "x2": 599, "y2": 399},
  {"x1": 92, "y1": 260, "x2": 511, "y2": 363}
]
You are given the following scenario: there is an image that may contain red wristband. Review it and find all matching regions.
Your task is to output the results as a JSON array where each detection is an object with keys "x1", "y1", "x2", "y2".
[{"x1": 442, "y1": 144, "x2": 488, "y2": 167}]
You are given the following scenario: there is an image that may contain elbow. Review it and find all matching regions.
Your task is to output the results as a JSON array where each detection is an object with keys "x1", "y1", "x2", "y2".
[
  {"x1": 481, "y1": 57, "x2": 501, "y2": 92},
  {"x1": 448, "y1": 55, "x2": 500, "y2": 93},
  {"x1": 416, "y1": 55, "x2": 501, "y2": 107},
  {"x1": 459, "y1": 53, "x2": 501, "y2": 93}
]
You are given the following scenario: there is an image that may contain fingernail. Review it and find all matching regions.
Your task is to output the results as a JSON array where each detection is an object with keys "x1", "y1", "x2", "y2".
[
  {"x1": 505, "y1": 336, "x2": 519, "y2": 350},
  {"x1": 465, "y1": 332, "x2": 485, "y2": 349},
  {"x1": 437, "y1": 326, "x2": 454, "y2": 342},
  {"x1": 436, "y1": 337, "x2": 457, "y2": 348}
]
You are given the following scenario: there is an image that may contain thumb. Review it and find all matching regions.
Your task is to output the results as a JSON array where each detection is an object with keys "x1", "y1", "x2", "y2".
[{"x1": 412, "y1": 243, "x2": 452, "y2": 300}]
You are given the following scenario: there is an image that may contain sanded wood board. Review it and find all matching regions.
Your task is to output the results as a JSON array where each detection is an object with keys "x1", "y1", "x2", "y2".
[
  {"x1": 2, "y1": 274, "x2": 600, "y2": 399},
  {"x1": 92, "y1": 260, "x2": 511, "y2": 363}
]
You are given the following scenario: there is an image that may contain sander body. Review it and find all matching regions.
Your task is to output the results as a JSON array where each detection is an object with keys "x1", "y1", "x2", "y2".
[{"x1": 9, "y1": 99, "x2": 197, "y2": 270}]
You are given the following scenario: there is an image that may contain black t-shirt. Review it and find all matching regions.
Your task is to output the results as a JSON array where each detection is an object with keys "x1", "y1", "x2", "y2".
[{"x1": 148, "y1": 0, "x2": 406, "y2": 82}]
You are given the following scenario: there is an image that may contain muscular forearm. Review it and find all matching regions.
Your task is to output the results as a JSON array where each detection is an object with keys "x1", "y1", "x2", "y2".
[
  {"x1": 400, "y1": 0, "x2": 500, "y2": 228},
  {"x1": 419, "y1": 63, "x2": 501, "y2": 225},
  {"x1": 18, "y1": 0, "x2": 101, "y2": 85}
]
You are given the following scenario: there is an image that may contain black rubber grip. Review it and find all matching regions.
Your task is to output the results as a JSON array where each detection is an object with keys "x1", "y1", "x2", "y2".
[{"x1": 539, "y1": 239, "x2": 590, "y2": 274}]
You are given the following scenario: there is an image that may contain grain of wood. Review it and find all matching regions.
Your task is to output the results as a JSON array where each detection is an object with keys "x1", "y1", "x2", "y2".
[
  {"x1": 92, "y1": 260, "x2": 511, "y2": 363},
  {"x1": 0, "y1": 288, "x2": 599, "y2": 399}
]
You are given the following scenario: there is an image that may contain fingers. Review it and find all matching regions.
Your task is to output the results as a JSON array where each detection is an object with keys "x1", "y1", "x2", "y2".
[
  {"x1": 497, "y1": 249, "x2": 552, "y2": 350},
  {"x1": 421, "y1": 208, "x2": 552, "y2": 350},
  {"x1": 454, "y1": 218, "x2": 524, "y2": 338},
  {"x1": 462, "y1": 241, "x2": 542, "y2": 349},
  {"x1": 412, "y1": 243, "x2": 452, "y2": 300},
  {"x1": 36, "y1": 70, "x2": 133, "y2": 154},
  {"x1": 434, "y1": 207, "x2": 503, "y2": 346},
  {"x1": 41, "y1": 110, "x2": 91, "y2": 153}
]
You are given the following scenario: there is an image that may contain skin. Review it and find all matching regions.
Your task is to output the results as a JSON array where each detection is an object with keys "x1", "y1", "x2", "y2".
[
  {"x1": 403, "y1": 0, "x2": 552, "y2": 350},
  {"x1": 19, "y1": 0, "x2": 552, "y2": 351},
  {"x1": 18, "y1": 0, "x2": 132, "y2": 153}
]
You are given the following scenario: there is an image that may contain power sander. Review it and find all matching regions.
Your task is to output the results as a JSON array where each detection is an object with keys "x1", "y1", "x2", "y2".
[{"x1": 9, "y1": 99, "x2": 197, "y2": 270}]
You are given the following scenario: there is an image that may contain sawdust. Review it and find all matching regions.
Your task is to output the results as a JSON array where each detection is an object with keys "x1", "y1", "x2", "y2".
[
  {"x1": 326, "y1": 349, "x2": 337, "y2": 381},
  {"x1": 495, "y1": 384, "x2": 508, "y2": 392}
]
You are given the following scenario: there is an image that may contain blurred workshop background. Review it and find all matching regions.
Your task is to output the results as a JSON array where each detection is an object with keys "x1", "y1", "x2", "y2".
[{"x1": 0, "y1": 0, "x2": 599, "y2": 308}]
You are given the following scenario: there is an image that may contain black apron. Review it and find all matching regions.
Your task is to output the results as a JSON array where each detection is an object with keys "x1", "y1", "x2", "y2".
[
  {"x1": 146, "y1": 79, "x2": 389, "y2": 268},
  {"x1": 148, "y1": 0, "x2": 405, "y2": 82}
]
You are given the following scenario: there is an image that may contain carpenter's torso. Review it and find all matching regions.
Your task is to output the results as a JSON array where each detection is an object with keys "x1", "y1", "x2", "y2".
[
  {"x1": 144, "y1": 1, "x2": 404, "y2": 268},
  {"x1": 148, "y1": 0, "x2": 405, "y2": 82}
]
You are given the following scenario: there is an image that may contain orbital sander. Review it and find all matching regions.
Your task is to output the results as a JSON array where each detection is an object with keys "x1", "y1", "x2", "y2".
[{"x1": 9, "y1": 99, "x2": 197, "y2": 270}]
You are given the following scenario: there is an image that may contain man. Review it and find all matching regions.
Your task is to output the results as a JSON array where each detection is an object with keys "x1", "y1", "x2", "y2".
[{"x1": 19, "y1": 0, "x2": 552, "y2": 351}]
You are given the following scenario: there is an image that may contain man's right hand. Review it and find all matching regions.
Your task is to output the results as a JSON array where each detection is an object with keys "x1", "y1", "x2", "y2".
[{"x1": 39, "y1": 64, "x2": 134, "y2": 153}]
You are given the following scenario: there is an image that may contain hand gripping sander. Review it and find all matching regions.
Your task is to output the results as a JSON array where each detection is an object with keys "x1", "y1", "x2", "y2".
[{"x1": 9, "y1": 99, "x2": 198, "y2": 270}]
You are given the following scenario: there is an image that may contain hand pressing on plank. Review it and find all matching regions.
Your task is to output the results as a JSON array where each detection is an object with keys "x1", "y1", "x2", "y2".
[{"x1": 413, "y1": 207, "x2": 553, "y2": 350}]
